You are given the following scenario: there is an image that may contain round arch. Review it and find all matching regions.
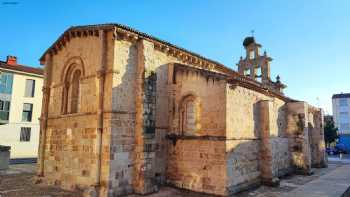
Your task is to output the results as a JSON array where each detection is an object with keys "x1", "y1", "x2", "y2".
[{"x1": 178, "y1": 93, "x2": 201, "y2": 136}]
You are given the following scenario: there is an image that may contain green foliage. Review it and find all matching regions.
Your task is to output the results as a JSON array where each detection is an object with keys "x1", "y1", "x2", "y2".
[{"x1": 324, "y1": 119, "x2": 338, "y2": 147}]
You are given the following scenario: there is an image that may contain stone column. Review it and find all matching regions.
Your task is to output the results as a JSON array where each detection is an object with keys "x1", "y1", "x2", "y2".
[
  {"x1": 250, "y1": 66, "x2": 256, "y2": 80},
  {"x1": 258, "y1": 100, "x2": 280, "y2": 186},
  {"x1": 261, "y1": 60, "x2": 270, "y2": 84}
]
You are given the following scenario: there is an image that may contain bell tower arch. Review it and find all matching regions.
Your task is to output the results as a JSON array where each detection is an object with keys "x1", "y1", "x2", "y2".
[{"x1": 237, "y1": 36, "x2": 286, "y2": 93}]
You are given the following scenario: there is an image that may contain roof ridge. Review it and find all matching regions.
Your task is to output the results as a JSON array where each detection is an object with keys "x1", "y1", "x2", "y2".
[{"x1": 39, "y1": 23, "x2": 235, "y2": 74}]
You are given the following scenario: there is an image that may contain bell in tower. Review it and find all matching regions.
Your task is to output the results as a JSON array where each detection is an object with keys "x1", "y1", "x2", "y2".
[{"x1": 237, "y1": 36, "x2": 286, "y2": 93}]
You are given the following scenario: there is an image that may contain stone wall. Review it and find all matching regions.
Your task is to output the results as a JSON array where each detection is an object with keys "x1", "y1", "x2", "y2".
[
  {"x1": 308, "y1": 107, "x2": 327, "y2": 168},
  {"x1": 108, "y1": 38, "x2": 137, "y2": 196},
  {"x1": 286, "y1": 102, "x2": 313, "y2": 174},
  {"x1": 39, "y1": 31, "x2": 115, "y2": 196},
  {"x1": 170, "y1": 65, "x2": 227, "y2": 136},
  {"x1": 225, "y1": 85, "x2": 290, "y2": 193},
  {"x1": 109, "y1": 38, "x2": 207, "y2": 195},
  {"x1": 226, "y1": 139, "x2": 260, "y2": 194},
  {"x1": 166, "y1": 64, "x2": 227, "y2": 195},
  {"x1": 38, "y1": 25, "x2": 327, "y2": 197},
  {"x1": 43, "y1": 116, "x2": 98, "y2": 189},
  {"x1": 270, "y1": 137, "x2": 291, "y2": 177},
  {"x1": 167, "y1": 139, "x2": 226, "y2": 195}
]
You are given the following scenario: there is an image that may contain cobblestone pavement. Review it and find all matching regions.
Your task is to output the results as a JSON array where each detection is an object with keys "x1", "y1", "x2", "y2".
[{"x1": 0, "y1": 164, "x2": 82, "y2": 197}]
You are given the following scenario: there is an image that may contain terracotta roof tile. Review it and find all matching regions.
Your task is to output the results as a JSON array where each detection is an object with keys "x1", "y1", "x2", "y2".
[{"x1": 0, "y1": 61, "x2": 43, "y2": 76}]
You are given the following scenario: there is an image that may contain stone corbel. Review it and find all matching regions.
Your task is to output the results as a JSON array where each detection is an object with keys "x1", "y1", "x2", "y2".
[
  {"x1": 154, "y1": 43, "x2": 160, "y2": 50},
  {"x1": 182, "y1": 54, "x2": 188, "y2": 62},
  {"x1": 125, "y1": 33, "x2": 138, "y2": 42},
  {"x1": 169, "y1": 48, "x2": 175, "y2": 56},
  {"x1": 94, "y1": 30, "x2": 99, "y2": 37},
  {"x1": 70, "y1": 31, "x2": 75, "y2": 38},
  {"x1": 229, "y1": 81, "x2": 239, "y2": 90},
  {"x1": 176, "y1": 52, "x2": 183, "y2": 60},
  {"x1": 116, "y1": 32, "x2": 125, "y2": 40},
  {"x1": 164, "y1": 46, "x2": 170, "y2": 54},
  {"x1": 83, "y1": 30, "x2": 88, "y2": 37},
  {"x1": 51, "y1": 47, "x2": 58, "y2": 55}
]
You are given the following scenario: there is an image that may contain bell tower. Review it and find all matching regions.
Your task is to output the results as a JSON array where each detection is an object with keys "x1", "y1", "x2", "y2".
[{"x1": 237, "y1": 36, "x2": 286, "y2": 93}]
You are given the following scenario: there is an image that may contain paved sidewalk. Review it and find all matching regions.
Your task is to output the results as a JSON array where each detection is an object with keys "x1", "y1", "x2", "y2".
[
  {"x1": 328, "y1": 157, "x2": 350, "y2": 165},
  {"x1": 283, "y1": 165, "x2": 350, "y2": 197}
]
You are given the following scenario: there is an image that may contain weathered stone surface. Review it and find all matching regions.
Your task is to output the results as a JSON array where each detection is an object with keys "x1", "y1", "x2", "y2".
[{"x1": 37, "y1": 24, "x2": 326, "y2": 197}]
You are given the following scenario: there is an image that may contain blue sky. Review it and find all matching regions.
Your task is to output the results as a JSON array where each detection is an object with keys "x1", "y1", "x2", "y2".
[{"x1": 1, "y1": 0, "x2": 349, "y2": 114}]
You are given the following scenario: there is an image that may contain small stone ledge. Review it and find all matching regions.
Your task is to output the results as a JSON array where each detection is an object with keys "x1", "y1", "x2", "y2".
[{"x1": 166, "y1": 134, "x2": 226, "y2": 145}]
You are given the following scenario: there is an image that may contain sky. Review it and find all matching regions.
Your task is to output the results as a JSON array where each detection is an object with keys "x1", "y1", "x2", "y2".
[{"x1": 1, "y1": 0, "x2": 349, "y2": 114}]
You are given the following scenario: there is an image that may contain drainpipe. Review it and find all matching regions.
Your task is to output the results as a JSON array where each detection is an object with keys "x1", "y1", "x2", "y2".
[
  {"x1": 96, "y1": 29, "x2": 108, "y2": 188},
  {"x1": 38, "y1": 53, "x2": 52, "y2": 176}
]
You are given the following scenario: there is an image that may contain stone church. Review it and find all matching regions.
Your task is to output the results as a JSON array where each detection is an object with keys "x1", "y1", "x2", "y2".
[{"x1": 37, "y1": 23, "x2": 327, "y2": 196}]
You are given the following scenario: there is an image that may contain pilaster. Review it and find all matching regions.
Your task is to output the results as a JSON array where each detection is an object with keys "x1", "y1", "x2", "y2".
[
  {"x1": 258, "y1": 100, "x2": 280, "y2": 186},
  {"x1": 38, "y1": 52, "x2": 53, "y2": 176},
  {"x1": 133, "y1": 39, "x2": 158, "y2": 194}
]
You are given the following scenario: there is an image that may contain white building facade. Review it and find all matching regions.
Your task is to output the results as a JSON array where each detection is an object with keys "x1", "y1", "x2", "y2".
[
  {"x1": 332, "y1": 93, "x2": 350, "y2": 149},
  {"x1": 0, "y1": 56, "x2": 43, "y2": 159}
]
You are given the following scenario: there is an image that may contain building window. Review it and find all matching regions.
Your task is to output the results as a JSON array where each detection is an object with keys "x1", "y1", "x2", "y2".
[
  {"x1": 179, "y1": 95, "x2": 200, "y2": 136},
  {"x1": 20, "y1": 127, "x2": 31, "y2": 142},
  {"x1": 339, "y1": 98, "x2": 348, "y2": 106},
  {"x1": 22, "y1": 103, "x2": 33, "y2": 122},
  {"x1": 70, "y1": 70, "x2": 81, "y2": 113},
  {"x1": 0, "y1": 100, "x2": 10, "y2": 121},
  {"x1": 24, "y1": 79, "x2": 35, "y2": 97},
  {"x1": 0, "y1": 72, "x2": 13, "y2": 94},
  {"x1": 62, "y1": 68, "x2": 82, "y2": 114}
]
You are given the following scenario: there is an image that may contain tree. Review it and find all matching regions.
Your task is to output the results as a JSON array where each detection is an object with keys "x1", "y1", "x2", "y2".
[{"x1": 324, "y1": 118, "x2": 338, "y2": 148}]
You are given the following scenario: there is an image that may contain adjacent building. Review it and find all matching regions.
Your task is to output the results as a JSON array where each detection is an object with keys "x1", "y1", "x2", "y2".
[
  {"x1": 37, "y1": 24, "x2": 326, "y2": 196},
  {"x1": 0, "y1": 56, "x2": 43, "y2": 159},
  {"x1": 332, "y1": 93, "x2": 350, "y2": 150}
]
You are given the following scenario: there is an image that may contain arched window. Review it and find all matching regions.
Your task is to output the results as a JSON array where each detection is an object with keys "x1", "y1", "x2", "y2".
[
  {"x1": 179, "y1": 95, "x2": 200, "y2": 136},
  {"x1": 61, "y1": 57, "x2": 85, "y2": 114},
  {"x1": 69, "y1": 70, "x2": 81, "y2": 113},
  {"x1": 61, "y1": 65, "x2": 84, "y2": 114}
]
